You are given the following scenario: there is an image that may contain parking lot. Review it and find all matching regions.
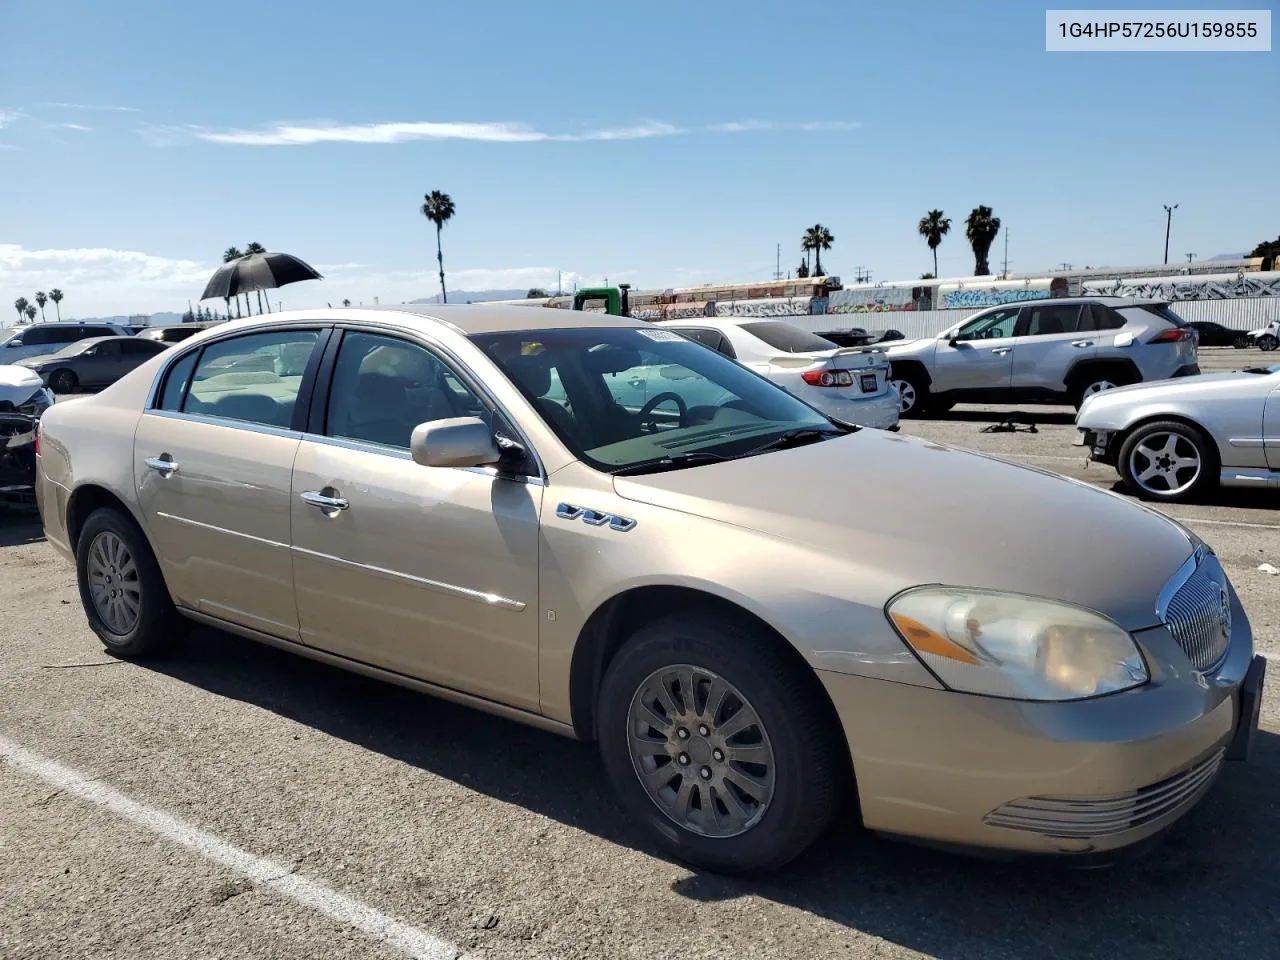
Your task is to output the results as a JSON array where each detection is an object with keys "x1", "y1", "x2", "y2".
[{"x1": 1, "y1": 347, "x2": 1276, "y2": 960}]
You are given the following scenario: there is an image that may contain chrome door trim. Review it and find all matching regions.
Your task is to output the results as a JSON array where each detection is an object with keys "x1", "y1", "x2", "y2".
[
  {"x1": 297, "y1": 432, "x2": 547, "y2": 487},
  {"x1": 1227, "y1": 437, "x2": 1266, "y2": 448},
  {"x1": 290, "y1": 544, "x2": 527, "y2": 611},
  {"x1": 155, "y1": 511, "x2": 290, "y2": 550},
  {"x1": 144, "y1": 409, "x2": 303, "y2": 441}
]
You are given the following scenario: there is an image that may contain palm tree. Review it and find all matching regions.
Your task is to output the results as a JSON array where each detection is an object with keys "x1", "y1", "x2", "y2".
[
  {"x1": 796, "y1": 259, "x2": 810, "y2": 279},
  {"x1": 49, "y1": 288, "x2": 63, "y2": 320},
  {"x1": 24, "y1": 305, "x2": 36, "y2": 323},
  {"x1": 964, "y1": 206, "x2": 1001, "y2": 276},
  {"x1": 420, "y1": 190, "x2": 456, "y2": 303},
  {"x1": 341, "y1": 298, "x2": 352, "y2": 308},
  {"x1": 244, "y1": 242, "x2": 267, "y2": 314},
  {"x1": 802, "y1": 224, "x2": 834, "y2": 276},
  {"x1": 13, "y1": 297, "x2": 28, "y2": 325},
  {"x1": 526, "y1": 287, "x2": 549, "y2": 299},
  {"x1": 222, "y1": 246, "x2": 244, "y2": 318},
  {"x1": 917, "y1": 210, "x2": 951, "y2": 279},
  {"x1": 34, "y1": 291, "x2": 47, "y2": 322}
]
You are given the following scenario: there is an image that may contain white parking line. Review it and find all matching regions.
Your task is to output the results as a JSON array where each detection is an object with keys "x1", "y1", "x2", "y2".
[
  {"x1": 1177, "y1": 517, "x2": 1280, "y2": 530},
  {"x1": 0, "y1": 734, "x2": 466, "y2": 960}
]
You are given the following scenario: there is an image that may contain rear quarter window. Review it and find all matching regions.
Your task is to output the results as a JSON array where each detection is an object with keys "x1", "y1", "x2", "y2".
[{"x1": 1138, "y1": 304, "x2": 1187, "y2": 327}]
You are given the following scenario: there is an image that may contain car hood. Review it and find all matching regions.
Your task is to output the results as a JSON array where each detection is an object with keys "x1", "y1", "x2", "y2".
[
  {"x1": 613, "y1": 429, "x2": 1194, "y2": 630},
  {"x1": 0, "y1": 365, "x2": 46, "y2": 405},
  {"x1": 1080, "y1": 369, "x2": 1273, "y2": 411}
]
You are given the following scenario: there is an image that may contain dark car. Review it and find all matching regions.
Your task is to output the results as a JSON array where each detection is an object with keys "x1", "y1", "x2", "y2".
[
  {"x1": 815, "y1": 327, "x2": 906, "y2": 347},
  {"x1": 18, "y1": 336, "x2": 170, "y2": 393},
  {"x1": 137, "y1": 321, "x2": 224, "y2": 344},
  {"x1": 1187, "y1": 321, "x2": 1248, "y2": 348}
]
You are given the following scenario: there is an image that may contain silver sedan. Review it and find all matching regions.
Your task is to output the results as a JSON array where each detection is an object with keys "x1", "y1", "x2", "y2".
[{"x1": 1075, "y1": 361, "x2": 1280, "y2": 501}]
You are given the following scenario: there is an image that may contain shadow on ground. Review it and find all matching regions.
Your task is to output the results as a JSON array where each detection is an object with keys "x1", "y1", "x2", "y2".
[
  {"x1": 148, "y1": 626, "x2": 1280, "y2": 960},
  {"x1": 932, "y1": 407, "x2": 1078, "y2": 427}
]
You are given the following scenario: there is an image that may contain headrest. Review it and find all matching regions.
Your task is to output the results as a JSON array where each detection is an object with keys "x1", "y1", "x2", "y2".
[{"x1": 506, "y1": 355, "x2": 551, "y2": 397}]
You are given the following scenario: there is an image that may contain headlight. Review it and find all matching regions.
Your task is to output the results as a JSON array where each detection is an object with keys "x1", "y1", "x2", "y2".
[{"x1": 886, "y1": 587, "x2": 1148, "y2": 701}]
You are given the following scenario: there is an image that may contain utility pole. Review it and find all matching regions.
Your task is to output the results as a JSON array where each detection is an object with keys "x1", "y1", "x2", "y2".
[
  {"x1": 1002, "y1": 230, "x2": 1010, "y2": 278},
  {"x1": 1163, "y1": 203, "x2": 1178, "y2": 264},
  {"x1": 557, "y1": 271, "x2": 562, "y2": 297},
  {"x1": 774, "y1": 243, "x2": 782, "y2": 280},
  {"x1": 1056, "y1": 262, "x2": 1073, "y2": 271}
]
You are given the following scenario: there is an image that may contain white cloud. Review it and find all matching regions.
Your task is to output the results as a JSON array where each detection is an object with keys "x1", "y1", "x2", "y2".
[
  {"x1": 708, "y1": 120, "x2": 775, "y2": 133},
  {"x1": 796, "y1": 120, "x2": 862, "y2": 131},
  {"x1": 184, "y1": 119, "x2": 684, "y2": 147},
  {"x1": 0, "y1": 109, "x2": 23, "y2": 129},
  {"x1": 43, "y1": 102, "x2": 140, "y2": 113},
  {"x1": 46, "y1": 122, "x2": 92, "y2": 132},
  {"x1": 0, "y1": 144, "x2": 19, "y2": 152}
]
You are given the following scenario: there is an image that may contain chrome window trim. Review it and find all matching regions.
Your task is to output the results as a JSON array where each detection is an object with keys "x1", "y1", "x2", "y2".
[
  {"x1": 296, "y1": 433, "x2": 546, "y2": 486},
  {"x1": 143, "y1": 409, "x2": 303, "y2": 441},
  {"x1": 326, "y1": 320, "x2": 548, "y2": 483},
  {"x1": 291, "y1": 544, "x2": 527, "y2": 611}
]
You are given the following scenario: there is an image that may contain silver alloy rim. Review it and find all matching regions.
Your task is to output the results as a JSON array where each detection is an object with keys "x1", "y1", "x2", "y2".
[
  {"x1": 86, "y1": 531, "x2": 142, "y2": 635},
  {"x1": 891, "y1": 379, "x2": 916, "y2": 413},
  {"x1": 626, "y1": 665, "x2": 776, "y2": 839},
  {"x1": 1129, "y1": 431, "x2": 1202, "y2": 496},
  {"x1": 1083, "y1": 379, "x2": 1117, "y2": 399}
]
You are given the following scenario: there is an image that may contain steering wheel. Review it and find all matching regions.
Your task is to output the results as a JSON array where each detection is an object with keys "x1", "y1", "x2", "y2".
[{"x1": 637, "y1": 391, "x2": 689, "y2": 433}]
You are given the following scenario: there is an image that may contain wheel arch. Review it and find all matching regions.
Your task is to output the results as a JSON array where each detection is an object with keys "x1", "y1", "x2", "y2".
[
  {"x1": 1065, "y1": 357, "x2": 1142, "y2": 391},
  {"x1": 1112, "y1": 412, "x2": 1223, "y2": 472},
  {"x1": 886, "y1": 357, "x2": 933, "y2": 388},
  {"x1": 65, "y1": 482, "x2": 148, "y2": 553}
]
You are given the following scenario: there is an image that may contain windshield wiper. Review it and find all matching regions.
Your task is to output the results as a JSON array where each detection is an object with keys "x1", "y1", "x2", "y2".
[
  {"x1": 610, "y1": 452, "x2": 729, "y2": 477},
  {"x1": 741, "y1": 427, "x2": 844, "y2": 457}
]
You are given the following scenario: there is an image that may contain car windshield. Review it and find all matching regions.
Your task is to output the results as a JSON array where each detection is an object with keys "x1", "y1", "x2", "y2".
[
  {"x1": 49, "y1": 339, "x2": 100, "y2": 358},
  {"x1": 472, "y1": 326, "x2": 844, "y2": 474}
]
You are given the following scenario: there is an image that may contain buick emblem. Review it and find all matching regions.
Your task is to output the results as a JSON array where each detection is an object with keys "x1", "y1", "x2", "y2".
[{"x1": 1217, "y1": 583, "x2": 1232, "y2": 640}]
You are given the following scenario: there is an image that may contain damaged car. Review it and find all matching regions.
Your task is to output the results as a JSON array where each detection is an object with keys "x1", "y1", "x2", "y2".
[{"x1": 0, "y1": 365, "x2": 54, "y2": 503}]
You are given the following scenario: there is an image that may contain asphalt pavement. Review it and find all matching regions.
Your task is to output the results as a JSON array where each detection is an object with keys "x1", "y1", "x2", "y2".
[{"x1": 1, "y1": 347, "x2": 1277, "y2": 960}]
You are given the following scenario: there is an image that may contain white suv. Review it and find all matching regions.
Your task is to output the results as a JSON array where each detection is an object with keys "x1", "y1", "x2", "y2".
[{"x1": 884, "y1": 297, "x2": 1200, "y2": 416}]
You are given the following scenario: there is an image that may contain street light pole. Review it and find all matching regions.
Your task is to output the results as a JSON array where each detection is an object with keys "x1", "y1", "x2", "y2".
[{"x1": 1163, "y1": 204, "x2": 1178, "y2": 264}]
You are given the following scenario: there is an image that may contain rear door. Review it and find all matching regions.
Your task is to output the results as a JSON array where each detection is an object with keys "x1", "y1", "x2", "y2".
[
  {"x1": 80, "y1": 339, "x2": 129, "y2": 385},
  {"x1": 1010, "y1": 302, "x2": 1089, "y2": 398},
  {"x1": 1265, "y1": 377, "x2": 1280, "y2": 470}
]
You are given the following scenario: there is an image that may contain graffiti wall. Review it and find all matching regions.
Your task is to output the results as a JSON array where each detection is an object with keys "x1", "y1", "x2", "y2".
[
  {"x1": 939, "y1": 287, "x2": 1053, "y2": 309},
  {"x1": 714, "y1": 297, "x2": 814, "y2": 318},
  {"x1": 826, "y1": 287, "x2": 917, "y2": 313},
  {"x1": 1081, "y1": 272, "x2": 1280, "y2": 301}
]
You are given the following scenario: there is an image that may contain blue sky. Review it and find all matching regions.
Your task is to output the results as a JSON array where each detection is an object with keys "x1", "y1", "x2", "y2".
[{"x1": 0, "y1": 0, "x2": 1275, "y2": 318}]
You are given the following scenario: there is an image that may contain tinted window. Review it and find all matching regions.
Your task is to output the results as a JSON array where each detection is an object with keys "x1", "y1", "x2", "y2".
[
  {"x1": 325, "y1": 332, "x2": 488, "y2": 450},
  {"x1": 675, "y1": 327, "x2": 736, "y2": 358},
  {"x1": 954, "y1": 307, "x2": 1020, "y2": 341},
  {"x1": 122, "y1": 338, "x2": 164, "y2": 355},
  {"x1": 1139, "y1": 304, "x2": 1188, "y2": 327},
  {"x1": 739, "y1": 321, "x2": 835, "y2": 353},
  {"x1": 81, "y1": 326, "x2": 116, "y2": 338},
  {"x1": 184, "y1": 330, "x2": 319, "y2": 428},
  {"x1": 1079, "y1": 303, "x2": 1126, "y2": 332},
  {"x1": 158, "y1": 352, "x2": 198, "y2": 411},
  {"x1": 1021, "y1": 304, "x2": 1082, "y2": 336},
  {"x1": 92, "y1": 340, "x2": 123, "y2": 357},
  {"x1": 22, "y1": 326, "x2": 66, "y2": 346}
]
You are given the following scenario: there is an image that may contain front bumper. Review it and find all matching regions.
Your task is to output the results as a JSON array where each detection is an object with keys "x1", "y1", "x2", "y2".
[
  {"x1": 818, "y1": 598, "x2": 1257, "y2": 859},
  {"x1": 1172, "y1": 363, "x2": 1201, "y2": 378},
  {"x1": 0, "y1": 413, "x2": 39, "y2": 501}
]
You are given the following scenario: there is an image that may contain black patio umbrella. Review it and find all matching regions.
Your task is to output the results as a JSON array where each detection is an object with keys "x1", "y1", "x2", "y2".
[{"x1": 200, "y1": 251, "x2": 323, "y2": 302}]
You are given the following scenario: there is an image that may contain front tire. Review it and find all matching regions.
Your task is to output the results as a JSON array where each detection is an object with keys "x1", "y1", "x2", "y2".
[
  {"x1": 1117, "y1": 420, "x2": 1217, "y2": 503},
  {"x1": 75, "y1": 507, "x2": 183, "y2": 658},
  {"x1": 1259, "y1": 334, "x2": 1278, "y2": 352},
  {"x1": 597, "y1": 612, "x2": 846, "y2": 875}
]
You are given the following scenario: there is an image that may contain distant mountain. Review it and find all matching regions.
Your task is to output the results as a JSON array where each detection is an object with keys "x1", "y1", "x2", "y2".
[{"x1": 408, "y1": 289, "x2": 556, "y2": 305}]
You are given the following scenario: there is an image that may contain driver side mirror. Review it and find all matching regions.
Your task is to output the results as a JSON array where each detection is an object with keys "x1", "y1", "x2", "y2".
[
  {"x1": 410, "y1": 416, "x2": 501, "y2": 468},
  {"x1": 7, "y1": 339, "x2": 23, "y2": 347}
]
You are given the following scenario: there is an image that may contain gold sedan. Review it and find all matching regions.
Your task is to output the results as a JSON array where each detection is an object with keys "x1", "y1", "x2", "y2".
[{"x1": 35, "y1": 306, "x2": 1263, "y2": 874}]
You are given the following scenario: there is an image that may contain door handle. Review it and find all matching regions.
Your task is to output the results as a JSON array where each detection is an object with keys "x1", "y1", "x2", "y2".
[
  {"x1": 1071, "y1": 340, "x2": 1094, "y2": 347},
  {"x1": 300, "y1": 490, "x2": 349, "y2": 512},
  {"x1": 990, "y1": 348, "x2": 1010, "y2": 356},
  {"x1": 144, "y1": 456, "x2": 179, "y2": 476}
]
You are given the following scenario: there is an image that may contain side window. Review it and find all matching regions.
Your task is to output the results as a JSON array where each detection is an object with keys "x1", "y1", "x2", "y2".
[
  {"x1": 83, "y1": 327, "x2": 114, "y2": 339},
  {"x1": 677, "y1": 328, "x2": 737, "y2": 359},
  {"x1": 1089, "y1": 304, "x2": 1126, "y2": 330},
  {"x1": 954, "y1": 307, "x2": 1020, "y2": 341},
  {"x1": 95, "y1": 340, "x2": 123, "y2": 357},
  {"x1": 325, "y1": 331, "x2": 488, "y2": 450},
  {"x1": 158, "y1": 352, "x2": 198, "y2": 411},
  {"x1": 22, "y1": 327, "x2": 55, "y2": 346},
  {"x1": 1021, "y1": 304, "x2": 1082, "y2": 337},
  {"x1": 123, "y1": 338, "x2": 161, "y2": 355},
  {"x1": 184, "y1": 330, "x2": 319, "y2": 428}
]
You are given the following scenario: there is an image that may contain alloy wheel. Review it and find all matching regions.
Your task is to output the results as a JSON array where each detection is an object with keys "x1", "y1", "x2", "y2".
[
  {"x1": 626, "y1": 665, "x2": 776, "y2": 839},
  {"x1": 891, "y1": 379, "x2": 916, "y2": 413},
  {"x1": 86, "y1": 531, "x2": 142, "y2": 635},
  {"x1": 1128, "y1": 431, "x2": 1202, "y2": 497}
]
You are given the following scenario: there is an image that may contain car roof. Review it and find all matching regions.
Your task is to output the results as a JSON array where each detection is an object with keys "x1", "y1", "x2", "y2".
[{"x1": 73, "y1": 335, "x2": 135, "y2": 346}]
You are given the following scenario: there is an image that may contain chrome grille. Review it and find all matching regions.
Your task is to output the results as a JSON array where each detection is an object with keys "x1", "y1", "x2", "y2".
[
  {"x1": 984, "y1": 749, "x2": 1224, "y2": 839},
  {"x1": 1159, "y1": 548, "x2": 1232, "y2": 673}
]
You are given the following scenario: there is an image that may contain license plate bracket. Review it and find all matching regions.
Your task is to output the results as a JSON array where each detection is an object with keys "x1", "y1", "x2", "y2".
[
  {"x1": 1226, "y1": 654, "x2": 1266, "y2": 762},
  {"x1": 860, "y1": 373, "x2": 878, "y2": 392}
]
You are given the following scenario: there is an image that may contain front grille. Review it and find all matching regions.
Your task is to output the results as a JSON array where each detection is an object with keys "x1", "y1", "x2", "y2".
[
  {"x1": 984, "y1": 749, "x2": 1224, "y2": 839},
  {"x1": 1160, "y1": 549, "x2": 1232, "y2": 673}
]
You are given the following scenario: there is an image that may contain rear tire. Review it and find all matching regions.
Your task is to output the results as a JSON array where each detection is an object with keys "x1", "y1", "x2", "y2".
[
  {"x1": 49, "y1": 369, "x2": 78, "y2": 394},
  {"x1": 75, "y1": 507, "x2": 184, "y2": 658},
  {"x1": 1071, "y1": 369, "x2": 1131, "y2": 410},
  {"x1": 597, "y1": 612, "x2": 846, "y2": 875},
  {"x1": 889, "y1": 369, "x2": 930, "y2": 418},
  {"x1": 1117, "y1": 420, "x2": 1217, "y2": 503}
]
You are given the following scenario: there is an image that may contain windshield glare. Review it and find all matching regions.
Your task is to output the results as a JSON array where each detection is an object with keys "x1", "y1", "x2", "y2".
[{"x1": 472, "y1": 326, "x2": 837, "y2": 472}]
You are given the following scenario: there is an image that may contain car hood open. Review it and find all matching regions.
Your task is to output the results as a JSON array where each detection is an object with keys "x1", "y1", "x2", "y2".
[{"x1": 613, "y1": 429, "x2": 1195, "y2": 630}]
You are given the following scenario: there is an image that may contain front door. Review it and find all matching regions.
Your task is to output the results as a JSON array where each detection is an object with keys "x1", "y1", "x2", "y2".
[
  {"x1": 1265, "y1": 380, "x2": 1280, "y2": 470},
  {"x1": 929, "y1": 306, "x2": 1020, "y2": 399},
  {"x1": 290, "y1": 329, "x2": 543, "y2": 712},
  {"x1": 133, "y1": 327, "x2": 325, "y2": 638}
]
